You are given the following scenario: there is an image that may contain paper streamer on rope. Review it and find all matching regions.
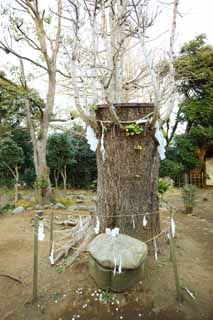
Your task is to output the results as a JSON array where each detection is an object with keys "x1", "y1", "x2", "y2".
[
  {"x1": 171, "y1": 217, "x2": 176, "y2": 237},
  {"x1": 105, "y1": 227, "x2": 120, "y2": 237},
  {"x1": 118, "y1": 255, "x2": 122, "y2": 274},
  {"x1": 86, "y1": 126, "x2": 98, "y2": 152},
  {"x1": 143, "y1": 213, "x2": 148, "y2": 227},
  {"x1": 49, "y1": 241, "x2": 55, "y2": 265},
  {"x1": 38, "y1": 220, "x2": 45, "y2": 241},
  {"x1": 113, "y1": 255, "x2": 117, "y2": 276},
  {"x1": 185, "y1": 287, "x2": 196, "y2": 300},
  {"x1": 100, "y1": 121, "x2": 106, "y2": 162},
  {"x1": 94, "y1": 216, "x2": 100, "y2": 234},
  {"x1": 153, "y1": 238, "x2": 158, "y2": 260},
  {"x1": 132, "y1": 215, "x2": 136, "y2": 229},
  {"x1": 154, "y1": 121, "x2": 166, "y2": 160},
  {"x1": 79, "y1": 216, "x2": 83, "y2": 231},
  {"x1": 105, "y1": 228, "x2": 111, "y2": 235}
]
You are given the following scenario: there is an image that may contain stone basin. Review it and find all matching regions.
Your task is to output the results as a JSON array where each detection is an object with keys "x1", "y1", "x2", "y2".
[{"x1": 87, "y1": 233, "x2": 147, "y2": 292}]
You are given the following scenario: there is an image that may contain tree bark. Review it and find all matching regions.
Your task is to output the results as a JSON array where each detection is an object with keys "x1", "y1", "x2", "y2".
[
  {"x1": 14, "y1": 165, "x2": 19, "y2": 203},
  {"x1": 53, "y1": 169, "x2": 59, "y2": 189},
  {"x1": 61, "y1": 165, "x2": 67, "y2": 191},
  {"x1": 96, "y1": 103, "x2": 160, "y2": 240}
]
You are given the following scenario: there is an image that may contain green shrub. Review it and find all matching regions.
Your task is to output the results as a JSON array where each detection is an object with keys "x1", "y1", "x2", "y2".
[
  {"x1": 158, "y1": 178, "x2": 170, "y2": 195},
  {"x1": 182, "y1": 184, "x2": 197, "y2": 213},
  {"x1": 15, "y1": 198, "x2": 38, "y2": 209},
  {"x1": 160, "y1": 159, "x2": 184, "y2": 180},
  {"x1": 54, "y1": 197, "x2": 73, "y2": 208},
  {"x1": 1, "y1": 203, "x2": 15, "y2": 212}
]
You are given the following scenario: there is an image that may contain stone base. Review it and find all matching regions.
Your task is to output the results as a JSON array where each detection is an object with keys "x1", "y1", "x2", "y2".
[{"x1": 89, "y1": 256, "x2": 145, "y2": 293}]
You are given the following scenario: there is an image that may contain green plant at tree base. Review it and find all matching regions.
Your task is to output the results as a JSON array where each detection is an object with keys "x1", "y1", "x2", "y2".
[
  {"x1": 126, "y1": 123, "x2": 144, "y2": 136},
  {"x1": 182, "y1": 184, "x2": 197, "y2": 213},
  {"x1": 99, "y1": 289, "x2": 114, "y2": 304},
  {"x1": 55, "y1": 264, "x2": 64, "y2": 273}
]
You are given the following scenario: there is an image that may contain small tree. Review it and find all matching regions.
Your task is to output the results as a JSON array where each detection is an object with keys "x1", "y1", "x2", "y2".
[
  {"x1": 0, "y1": 138, "x2": 24, "y2": 201},
  {"x1": 47, "y1": 133, "x2": 76, "y2": 190}
]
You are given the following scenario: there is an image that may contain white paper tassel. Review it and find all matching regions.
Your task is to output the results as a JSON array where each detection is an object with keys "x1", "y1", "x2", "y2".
[
  {"x1": 132, "y1": 215, "x2": 136, "y2": 229},
  {"x1": 171, "y1": 217, "x2": 176, "y2": 237},
  {"x1": 100, "y1": 121, "x2": 106, "y2": 162},
  {"x1": 143, "y1": 213, "x2": 148, "y2": 227},
  {"x1": 86, "y1": 126, "x2": 98, "y2": 152},
  {"x1": 49, "y1": 241, "x2": 55, "y2": 265},
  {"x1": 113, "y1": 256, "x2": 117, "y2": 276},
  {"x1": 118, "y1": 255, "x2": 122, "y2": 274},
  {"x1": 79, "y1": 216, "x2": 83, "y2": 231},
  {"x1": 185, "y1": 287, "x2": 196, "y2": 300},
  {"x1": 38, "y1": 220, "x2": 45, "y2": 241},
  {"x1": 154, "y1": 121, "x2": 166, "y2": 160},
  {"x1": 94, "y1": 216, "x2": 100, "y2": 234},
  {"x1": 153, "y1": 238, "x2": 158, "y2": 260},
  {"x1": 105, "y1": 228, "x2": 111, "y2": 235}
]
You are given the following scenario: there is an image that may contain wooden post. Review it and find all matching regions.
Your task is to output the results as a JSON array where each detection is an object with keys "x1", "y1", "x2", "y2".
[
  {"x1": 169, "y1": 220, "x2": 182, "y2": 304},
  {"x1": 50, "y1": 211, "x2": 54, "y2": 254},
  {"x1": 33, "y1": 214, "x2": 39, "y2": 302}
]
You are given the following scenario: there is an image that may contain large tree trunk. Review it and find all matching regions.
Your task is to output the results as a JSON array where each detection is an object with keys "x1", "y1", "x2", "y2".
[{"x1": 96, "y1": 103, "x2": 160, "y2": 240}]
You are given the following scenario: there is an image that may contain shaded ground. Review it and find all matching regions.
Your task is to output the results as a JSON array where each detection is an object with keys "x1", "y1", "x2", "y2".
[{"x1": 0, "y1": 188, "x2": 213, "y2": 320}]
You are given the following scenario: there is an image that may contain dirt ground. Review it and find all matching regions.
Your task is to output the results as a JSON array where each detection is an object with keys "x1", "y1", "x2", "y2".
[{"x1": 0, "y1": 188, "x2": 213, "y2": 320}]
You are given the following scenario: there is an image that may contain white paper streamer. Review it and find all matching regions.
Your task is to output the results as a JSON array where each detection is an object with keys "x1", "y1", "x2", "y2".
[
  {"x1": 118, "y1": 255, "x2": 122, "y2": 274},
  {"x1": 38, "y1": 221, "x2": 45, "y2": 241},
  {"x1": 49, "y1": 241, "x2": 55, "y2": 265},
  {"x1": 79, "y1": 216, "x2": 83, "y2": 231},
  {"x1": 171, "y1": 217, "x2": 176, "y2": 237},
  {"x1": 153, "y1": 238, "x2": 158, "y2": 260},
  {"x1": 185, "y1": 287, "x2": 196, "y2": 300},
  {"x1": 132, "y1": 215, "x2": 136, "y2": 229},
  {"x1": 154, "y1": 122, "x2": 166, "y2": 160},
  {"x1": 143, "y1": 213, "x2": 148, "y2": 227},
  {"x1": 113, "y1": 255, "x2": 117, "y2": 276},
  {"x1": 100, "y1": 121, "x2": 106, "y2": 162},
  {"x1": 86, "y1": 126, "x2": 98, "y2": 152},
  {"x1": 94, "y1": 216, "x2": 100, "y2": 234},
  {"x1": 105, "y1": 228, "x2": 111, "y2": 235}
]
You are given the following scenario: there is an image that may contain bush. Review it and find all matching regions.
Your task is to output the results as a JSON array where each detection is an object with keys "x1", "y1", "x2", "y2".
[
  {"x1": 54, "y1": 197, "x2": 73, "y2": 208},
  {"x1": 160, "y1": 159, "x2": 184, "y2": 180},
  {"x1": 158, "y1": 178, "x2": 170, "y2": 195},
  {"x1": 15, "y1": 198, "x2": 38, "y2": 209},
  {"x1": 182, "y1": 184, "x2": 197, "y2": 213},
  {"x1": 1, "y1": 203, "x2": 15, "y2": 213}
]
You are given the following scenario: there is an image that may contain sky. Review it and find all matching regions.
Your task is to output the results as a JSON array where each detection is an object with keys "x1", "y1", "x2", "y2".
[
  {"x1": 147, "y1": 0, "x2": 213, "y2": 53},
  {"x1": 177, "y1": 0, "x2": 213, "y2": 45},
  {"x1": 0, "y1": 0, "x2": 213, "y2": 122}
]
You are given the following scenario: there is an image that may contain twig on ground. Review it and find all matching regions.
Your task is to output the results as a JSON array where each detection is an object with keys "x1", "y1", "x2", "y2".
[{"x1": 0, "y1": 273, "x2": 23, "y2": 285}]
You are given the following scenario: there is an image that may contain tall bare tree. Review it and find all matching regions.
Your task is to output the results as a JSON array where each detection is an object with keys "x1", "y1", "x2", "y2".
[{"x1": 0, "y1": 0, "x2": 63, "y2": 203}]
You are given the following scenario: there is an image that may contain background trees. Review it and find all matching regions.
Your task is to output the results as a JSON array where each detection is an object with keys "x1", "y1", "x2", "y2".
[
  {"x1": 160, "y1": 34, "x2": 213, "y2": 183},
  {"x1": 0, "y1": 138, "x2": 24, "y2": 201}
]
